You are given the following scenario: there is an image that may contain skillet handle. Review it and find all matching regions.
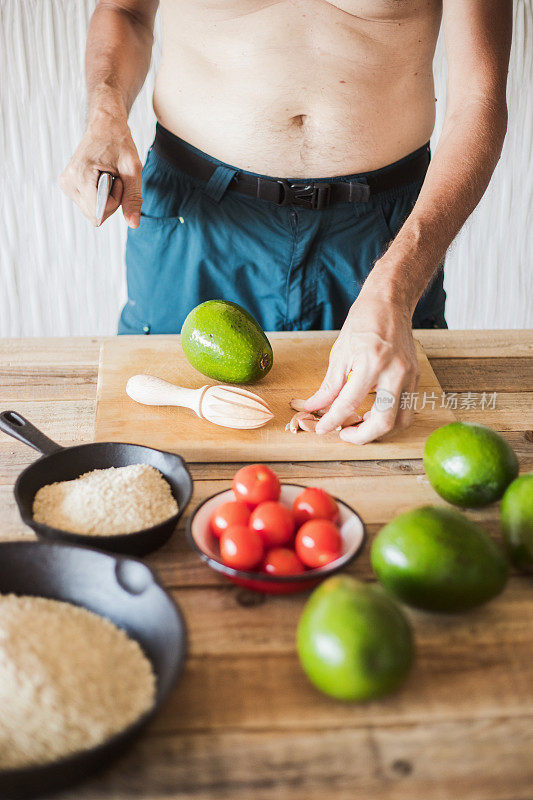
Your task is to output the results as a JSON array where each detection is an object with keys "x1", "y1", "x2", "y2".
[{"x1": 0, "y1": 411, "x2": 63, "y2": 455}]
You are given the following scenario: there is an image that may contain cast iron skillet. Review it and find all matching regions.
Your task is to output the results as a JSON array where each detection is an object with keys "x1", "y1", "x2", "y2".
[
  {"x1": 0, "y1": 410, "x2": 193, "y2": 556},
  {"x1": 0, "y1": 540, "x2": 187, "y2": 799}
]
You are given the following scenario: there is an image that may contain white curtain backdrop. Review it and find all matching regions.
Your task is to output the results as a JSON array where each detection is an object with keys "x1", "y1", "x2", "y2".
[{"x1": 0, "y1": 0, "x2": 531, "y2": 336}]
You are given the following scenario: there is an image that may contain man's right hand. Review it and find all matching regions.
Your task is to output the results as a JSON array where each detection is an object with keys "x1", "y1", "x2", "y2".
[{"x1": 59, "y1": 109, "x2": 143, "y2": 228}]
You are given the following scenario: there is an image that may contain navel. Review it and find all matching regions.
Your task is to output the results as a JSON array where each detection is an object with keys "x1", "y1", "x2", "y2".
[{"x1": 290, "y1": 114, "x2": 307, "y2": 127}]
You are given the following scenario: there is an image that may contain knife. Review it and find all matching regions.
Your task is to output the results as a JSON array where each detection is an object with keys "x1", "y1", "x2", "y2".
[{"x1": 95, "y1": 172, "x2": 114, "y2": 227}]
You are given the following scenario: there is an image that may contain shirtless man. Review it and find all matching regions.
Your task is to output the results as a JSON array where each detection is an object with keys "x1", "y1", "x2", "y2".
[{"x1": 60, "y1": 0, "x2": 511, "y2": 444}]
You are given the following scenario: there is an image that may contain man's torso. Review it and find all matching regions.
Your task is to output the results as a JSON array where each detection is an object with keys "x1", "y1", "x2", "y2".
[{"x1": 153, "y1": 0, "x2": 442, "y2": 177}]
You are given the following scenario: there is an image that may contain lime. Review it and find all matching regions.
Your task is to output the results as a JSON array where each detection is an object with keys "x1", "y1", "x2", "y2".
[
  {"x1": 371, "y1": 506, "x2": 509, "y2": 612},
  {"x1": 423, "y1": 422, "x2": 518, "y2": 507},
  {"x1": 297, "y1": 576, "x2": 413, "y2": 702},
  {"x1": 501, "y1": 474, "x2": 533, "y2": 572}
]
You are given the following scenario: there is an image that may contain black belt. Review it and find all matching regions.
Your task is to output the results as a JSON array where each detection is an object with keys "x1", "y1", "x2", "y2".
[{"x1": 154, "y1": 123, "x2": 430, "y2": 211}]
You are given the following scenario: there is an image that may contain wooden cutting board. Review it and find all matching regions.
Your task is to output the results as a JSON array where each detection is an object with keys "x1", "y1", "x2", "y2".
[{"x1": 95, "y1": 332, "x2": 455, "y2": 461}]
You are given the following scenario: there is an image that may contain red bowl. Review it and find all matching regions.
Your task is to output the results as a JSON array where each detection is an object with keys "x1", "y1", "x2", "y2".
[{"x1": 186, "y1": 483, "x2": 366, "y2": 594}]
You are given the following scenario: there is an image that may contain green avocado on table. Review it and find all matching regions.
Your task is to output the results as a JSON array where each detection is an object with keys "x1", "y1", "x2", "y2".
[
  {"x1": 371, "y1": 506, "x2": 509, "y2": 612},
  {"x1": 297, "y1": 576, "x2": 414, "y2": 702},
  {"x1": 181, "y1": 300, "x2": 273, "y2": 384},
  {"x1": 423, "y1": 422, "x2": 518, "y2": 507},
  {"x1": 501, "y1": 474, "x2": 533, "y2": 573}
]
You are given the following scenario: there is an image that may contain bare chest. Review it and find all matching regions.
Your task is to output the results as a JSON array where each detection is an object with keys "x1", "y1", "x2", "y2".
[
  {"x1": 177, "y1": 0, "x2": 440, "y2": 24},
  {"x1": 163, "y1": 0, "x2": 442, "y2": 59}
]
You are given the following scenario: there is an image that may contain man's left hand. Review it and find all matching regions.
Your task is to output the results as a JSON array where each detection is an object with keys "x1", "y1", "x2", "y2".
[{"x1": 303, "y1": 290, "x2": 420, "y2": 444}]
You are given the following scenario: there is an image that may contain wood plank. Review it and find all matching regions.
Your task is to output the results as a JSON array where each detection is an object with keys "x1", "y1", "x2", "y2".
[
  {"x1": 0, "y1": 441, "x2": 48, "y2": 486},
  {"x1": 0, "y1": 444, "x2": 425, "y2": 485},
  {"x1": 49, "y1": 717, "x2": 533, "y2": 800},
  {"x1": 0, "y1": 485, "x2": 34, "y2": 540},
  {"x1": 3, "y1": 331, "x2": 532, "y2": 371},
  {"x1": 2, "y1": 331, "x2": 532, "y2": 368},
  {"x1": 0, "y1": 337, "x2": 101, "y2": 367},
  {"x1": 0, "y1": 338, "x2": 100, "y2": 401},
  {"x1": 169, "y1": 577, "x2": 533, "y2": 658},
  {"x1": 453, "y1": 393, "x2": 533, "y2": 430},
  {"x1": 416, "y1": 329, "x2": 533, "y2": 358},
  {"x1": 94, "y1": 335, "x2": 455, "y2": 462},
  {"x1": 0, "y1": 400, "x2": 95, "y2": 449},
  {"x1": 171, "y1": 428, "x2": 533, "y2": 480},
  {"x1": 1, "y1": 426, "x2": 531, "y2": 485},
  {"x1": 152, "y1": 628, "x2": 533, "y2": 734},
  {"x1": 431, "y1": 358, "x2": 533, "y2": 392},
  {"x1": 0, "y1": 365, "x2": 97, "y2": 401},
  {"x1": 188, "y1": 458, "x2": 427, "y2": 479}
]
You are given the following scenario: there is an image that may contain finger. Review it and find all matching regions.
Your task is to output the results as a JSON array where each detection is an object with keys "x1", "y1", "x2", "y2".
[
  {"x1": 303, "y1": 360, "x2": 347, "y2": 413},
  {"x1": 58, "y1": 168, "x2": 77, "y2": 202},
  {"x1": 338, "y1": 380, "x2": 403, "y2": 445},
  {"x1": 75, "y1": 166, "x2": 102, "y2": 224},
  {"x1": 120, "y1": 155, "x2": 143, "y2": 228},
  {"x1": 59, "y1": 165, "x2": 98, "y2": 223},
  {"x1": 315, "y1": 367, "x2": 377, "y2": 434},
  {"x1": 100, "y1": 176, "x2": 123, "y2": 225},
  {"x1": 394, "y1": 369, "x2": 419, "y2": 432}
]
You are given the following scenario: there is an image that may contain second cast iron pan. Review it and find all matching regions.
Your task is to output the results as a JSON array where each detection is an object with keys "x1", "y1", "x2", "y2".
[{"x1": 0, "y1": 541, "x2": 187, "y2": 798}]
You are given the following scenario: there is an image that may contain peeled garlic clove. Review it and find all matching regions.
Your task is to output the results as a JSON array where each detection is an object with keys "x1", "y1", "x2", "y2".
[
  {"x1": 287, "y1": 414, "x2": 301, "y2": 434},
  {"x1": 286, "y1": 411, "x2": 321, "y2": 434},
  {"x1": 298, "y1": 416, "x2": 319, "y2": 433}
]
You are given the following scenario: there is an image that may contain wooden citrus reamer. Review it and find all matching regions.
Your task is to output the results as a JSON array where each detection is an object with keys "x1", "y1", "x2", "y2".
[{"x1": 126, "y1": 375, "x2": 273, "y2": 430}]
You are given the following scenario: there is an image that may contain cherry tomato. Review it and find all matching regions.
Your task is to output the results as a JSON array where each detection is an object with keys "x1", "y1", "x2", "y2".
[
  {"x1": 220, "y1": 525, "x2": 264, "y2": 571},
  {"x1": 292, "y1": 487, "x2": 339, "y2": 528},
  {"x1": 263, "y1": 547, "x2": 305, "y2": 576},
  {"x1": 250, "y1": 501, "x2": 295, "y2": 547},
  {"x1": 210, "y1": 501, "x2": 251, "y2": 538},
  {"x1": 232, "y1": 464, "x2": 280, "y2": 508},
  {"x1": 295, "y1": 520, "x2": 343, "y2": 568}
]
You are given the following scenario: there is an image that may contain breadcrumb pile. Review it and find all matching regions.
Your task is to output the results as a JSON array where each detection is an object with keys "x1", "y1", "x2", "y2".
[
  {"x1": 0, "y1": 594, "x2": 156, "y2": 769},
  {"x1": 32, "y1": 463, "x2": 178, "y2": 535}
]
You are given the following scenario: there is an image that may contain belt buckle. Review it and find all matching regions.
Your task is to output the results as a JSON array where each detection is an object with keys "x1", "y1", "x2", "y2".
[{"x1": 276, "y1": 180, "x2": 331, "y2": 210}]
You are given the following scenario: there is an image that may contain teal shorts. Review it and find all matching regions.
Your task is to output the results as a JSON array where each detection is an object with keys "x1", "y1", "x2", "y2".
[{"x1": 119, "y1": 133, "x2": 446, "y2": 334}]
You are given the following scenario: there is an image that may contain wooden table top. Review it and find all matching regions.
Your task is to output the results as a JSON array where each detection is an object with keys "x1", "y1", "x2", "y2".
[{"x1": 0, "y1": 330, "x2": 532, "y2": 800}]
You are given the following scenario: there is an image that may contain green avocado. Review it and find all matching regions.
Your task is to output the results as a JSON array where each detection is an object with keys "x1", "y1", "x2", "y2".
[
  {"x1": 501, "y1": 474, "x2": 533, "y2": 573},
  {"x1": 371, "y1": 506, "x2": 509, "y2": 612},
  {"x1": 423, "y1": 422, "x2": 518, "y2": 507},
  {"x1": 296, "y1": 576, "x2": 414, "y2": 702},
  {"x1": 180, "y1": 300, "x2": 273, "y2": 384}
]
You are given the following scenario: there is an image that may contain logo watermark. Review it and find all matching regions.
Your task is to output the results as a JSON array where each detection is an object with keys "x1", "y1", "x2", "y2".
[
  {"x1": 372, "y1": 391, "x2": 498, "y2": 412},
  {"x1": 374, "y1": 389, "x2": 396, "y2": 412},
  {"x1": 399, "y1": 391, "x2": 497, "y2": 412}
]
